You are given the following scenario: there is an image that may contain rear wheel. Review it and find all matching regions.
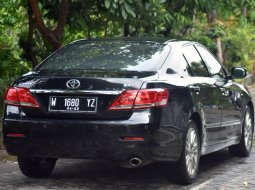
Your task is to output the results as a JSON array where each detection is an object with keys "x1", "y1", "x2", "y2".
[
  {"x1": 176, "y1": 120, "x2": 200, "y2": 184},
  {"x1": 229, "y1": 106, "x2": 254, "y2": 157},
  {"x1": 18, "y1": 157, "x2": 57, "y2": 178}
]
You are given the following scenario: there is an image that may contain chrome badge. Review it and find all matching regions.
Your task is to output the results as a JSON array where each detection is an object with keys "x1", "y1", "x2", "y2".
[{"x1": 66, "y1": 79, "x2": 80, "y2": 89}]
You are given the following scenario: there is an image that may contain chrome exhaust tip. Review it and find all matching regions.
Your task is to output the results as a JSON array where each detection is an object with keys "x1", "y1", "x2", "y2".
[{"x1": 129, "y1": 157, "x2": 143, "y2": 167}]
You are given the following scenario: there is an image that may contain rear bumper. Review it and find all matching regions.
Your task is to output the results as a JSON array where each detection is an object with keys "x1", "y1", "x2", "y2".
[{"x1": 3, "y1": 114, "x2": 183, "y2": 162}]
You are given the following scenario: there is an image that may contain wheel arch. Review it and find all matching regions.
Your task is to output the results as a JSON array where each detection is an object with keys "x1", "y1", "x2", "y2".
[
  {"x1": 247, "y1": 100, "x2": 254, "y2": 133},
  {"x1": 190, "y1": 112, "x2": 203, "y2": 150},
  {"x1": 247, "y1": 101, "x2": 254, "y2": 117}
]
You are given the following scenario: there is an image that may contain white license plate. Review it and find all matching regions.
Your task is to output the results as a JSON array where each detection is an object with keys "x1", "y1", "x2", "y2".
[{"x1": 48, "y1": 96, "x2": 97, "y2": 113}]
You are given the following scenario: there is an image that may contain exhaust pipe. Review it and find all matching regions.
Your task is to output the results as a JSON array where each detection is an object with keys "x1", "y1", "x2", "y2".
[{"x1": 129, "y1": 157, "x2": 143, "y2": 167}]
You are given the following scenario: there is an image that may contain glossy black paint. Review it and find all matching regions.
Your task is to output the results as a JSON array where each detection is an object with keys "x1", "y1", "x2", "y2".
[{"x1": 3, "y1": 38, "x2": 253, "y2": 165}]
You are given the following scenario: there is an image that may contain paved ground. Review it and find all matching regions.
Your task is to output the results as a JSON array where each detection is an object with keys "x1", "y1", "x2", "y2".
[
  {"x1": 0, "y1": 86, "x2": 255, "y2": 190},
  {"x1": 0, "y1": 148, "x2": 255, "y2": 190}
]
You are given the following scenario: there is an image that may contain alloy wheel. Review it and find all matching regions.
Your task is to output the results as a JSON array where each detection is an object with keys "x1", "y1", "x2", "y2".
[
  {"x1": 244, "y1": 111, "x2": 253, "y2": 151},
  {"x1": 185, "y1": 127, "x2": 199, "y2": 177}
]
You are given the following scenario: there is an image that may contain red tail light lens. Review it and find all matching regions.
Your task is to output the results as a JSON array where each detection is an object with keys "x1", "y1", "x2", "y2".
[
  {"x1": 4, "y1": 87, "x2": 40, "y2": 108},
  {"x1": 134, "y1": 89, "x2": 168, "y2": 109},
  {"x1": 109, "y1": 88, "x2": 168, "y2": 110},
  {"x1": 6, "y1": 133, "x2": 26, "y2": 138},
  {"x1": 120, "y1": 137, "x2": 144, "y2": 141},
  {"x1": 109, "y1": 90, "x2": 138, "y2": 110}
]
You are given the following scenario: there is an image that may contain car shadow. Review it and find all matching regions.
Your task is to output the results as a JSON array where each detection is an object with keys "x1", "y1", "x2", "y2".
[{"x1": 48, "y1": 149, "x2": 248, "y2": 189}]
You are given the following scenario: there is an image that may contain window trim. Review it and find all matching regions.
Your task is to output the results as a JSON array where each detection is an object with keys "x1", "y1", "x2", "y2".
[
  {"x1": 182, "y1": 54, "x2": 194, "y2": 76},
  {"x1": 194, "y1": 44, "x2": 229, "y2": 79},
  {"x1": 182, "y1": 44, "x2": 210, "y2": 77}
]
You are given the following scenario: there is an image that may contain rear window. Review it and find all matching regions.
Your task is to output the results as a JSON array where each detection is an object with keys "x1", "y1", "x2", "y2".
[{"x1": 36, "y1": 40, "x2": 170, "y2": 71}]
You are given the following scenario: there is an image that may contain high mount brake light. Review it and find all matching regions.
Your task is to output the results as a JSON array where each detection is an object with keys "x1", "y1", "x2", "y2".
[
  {"x1": 109, "y1": 88, "x2": 168, "y2": 110},
  {"x1": 4, "y1": 87, "x2": 40, "y2": 108}
]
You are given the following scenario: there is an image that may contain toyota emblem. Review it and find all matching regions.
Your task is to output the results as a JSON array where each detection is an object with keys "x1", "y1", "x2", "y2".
[{"x1": 66, "y1": 79, "x2": 80, "y2": 89}]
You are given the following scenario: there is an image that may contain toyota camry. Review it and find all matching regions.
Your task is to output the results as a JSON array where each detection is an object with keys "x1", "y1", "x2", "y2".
[{"x1": 3, "y1": 38, "x2": 254, "y2": 184}]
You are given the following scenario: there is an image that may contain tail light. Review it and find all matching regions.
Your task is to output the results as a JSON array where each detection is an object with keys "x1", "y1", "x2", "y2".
[
  {"x1": 119, "y1": 136, "x2": 144, "y2": 141},
  {"x1": 4, "y1": 87, "x2": 40, "y2": 108},
  {"x1": 109, "y1": 88, "x2": 168, "y2": 110},
  {"x1": 6, "y1": 133, "x2": 26, "y2": 138}
]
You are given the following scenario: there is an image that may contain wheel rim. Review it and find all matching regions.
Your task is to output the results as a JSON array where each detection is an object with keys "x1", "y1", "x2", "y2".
[
  {"x1": 244, "y1": 111, "x2": 253, "y2": 150},
  {"x1": 185, "y1": 127, "x2": 199, "y2": 177}
]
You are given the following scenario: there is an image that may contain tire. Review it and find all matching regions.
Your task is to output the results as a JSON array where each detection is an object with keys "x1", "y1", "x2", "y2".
[
  {"x1": 18, "y1": 157, "x2": 57, "y2": 178},
  {"x1": 176, "y1": 120, "x2": 200, "y2": 184},
  {"x1": 229, "y1": 106, "x2": 254, "y2": 157}
]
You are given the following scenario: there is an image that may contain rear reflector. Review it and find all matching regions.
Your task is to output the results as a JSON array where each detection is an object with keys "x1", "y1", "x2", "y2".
[
  {"x1": 6, "y1": 133, "x2": 26, "y2": 138},
  {"x1": 4, "y1": 87, "x2": 40, "y2": 108},
  {"x1": 120, "y1": 137, "x2": 144, "y2": 141},
  {"x1": 109, "y1": 88, "x2": 168, "y2": 110}
]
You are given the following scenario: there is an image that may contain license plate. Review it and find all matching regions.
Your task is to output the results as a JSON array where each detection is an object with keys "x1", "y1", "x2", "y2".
[{"x1": 48, "y1": 96, "x2": 97, "y2": 113}]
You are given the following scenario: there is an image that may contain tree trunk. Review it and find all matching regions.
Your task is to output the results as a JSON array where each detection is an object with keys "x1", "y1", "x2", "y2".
[
  {"x1": 190, "y1": 12, "x2": 196, "y2": 33},
  {"x1": 163, "y1": 26, "x2": 172, "y2": 37},
  {"x1": 207, "y1": 8, "x2": 224, "y2": 64},
  {"x1": 87, "y1": 27, "x2": 91, "y2": 39},
  {"x1": 28, "y1": 0, "x2": 69, "y2": 51},
  {"x1": 253, "y1": 63, "x2": 255, "y2": 83},
  {"x1": 216, "y1": 37, "x2": 224, "y2": 63},
  {"x1": 207, "y1": 9, "x2": 217, "y2": 25},
  {"x1": 123, "y1": 21, "x2": 129, "y2": 37},
  {"x1": 242, "y1": 6, "x2": 247, "y2": 17},
  {"x1": 26, "y1": 3, "x2": 38, "y2": 68},
  {"x1": 104, "y1": 20, "x2": 108, "y2": 37},
  {"x1": 19, "y1": 3, "x2": 38, "y2": 68}
]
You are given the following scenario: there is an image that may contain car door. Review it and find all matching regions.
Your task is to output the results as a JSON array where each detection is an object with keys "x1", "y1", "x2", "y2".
[
  {"x1": 182, "y1": 45, "x2": 223, "y2": 147},
  {"x1": 195, "y1": 45, "x2": 242, "y2": 143}
]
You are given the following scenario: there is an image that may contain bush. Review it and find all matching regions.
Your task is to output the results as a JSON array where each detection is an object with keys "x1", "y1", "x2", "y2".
[
  {"x1": 0, "y1": 78, "x2": 16, "y2": 117},
  {"x1": 222, "y1": 23, "x2": 255, "y2": 72}
]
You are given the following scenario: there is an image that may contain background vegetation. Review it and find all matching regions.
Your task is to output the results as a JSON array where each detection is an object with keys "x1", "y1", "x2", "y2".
[{"x1": 1, "y1": 0, "x2": 255, "y2": 116}]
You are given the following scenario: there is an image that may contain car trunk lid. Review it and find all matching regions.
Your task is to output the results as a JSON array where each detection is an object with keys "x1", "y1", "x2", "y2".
[{"x1": 15, "y1": 70, "x2": 158, "y2": 119}]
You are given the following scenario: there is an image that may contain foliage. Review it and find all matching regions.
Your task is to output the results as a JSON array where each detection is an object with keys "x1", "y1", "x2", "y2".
[
  {"x1": 0, "y1": 0, "x2": 30, "y2": 115},
  {"x1": 223, "y1": 23, "x2": 255, "y2": 71},
  {"x1": 1, "y1": 0, "x2": 255, "y2": 115},
  {"x1": 0, "y1": 78, "x2": 16, "y2": 116},
  {"x1": 0, "y1": 0, "x2": 30, "y2": 78}
]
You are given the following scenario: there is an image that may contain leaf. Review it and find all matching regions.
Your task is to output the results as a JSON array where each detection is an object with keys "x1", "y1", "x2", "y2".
[
  {"x1": 124, "y1": 2, "x2": 136, "y2": 17},
  {"x1": 104, "y1": 0, "x2": 111, "y2": 9},
  {"x1": 0, "y1": 61, "x2": 9, "y2": 69},
  {"x1": 121, "y1": 5, "x2": 127, "y2": 20},
  {"x1": 164, "y1": 14, "x2": 173, "y2": 25}
]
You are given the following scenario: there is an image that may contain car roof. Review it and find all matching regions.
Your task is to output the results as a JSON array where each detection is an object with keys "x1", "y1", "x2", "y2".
[{"x1": 68, "y1": 37, "x2": 197, "y2": 47}]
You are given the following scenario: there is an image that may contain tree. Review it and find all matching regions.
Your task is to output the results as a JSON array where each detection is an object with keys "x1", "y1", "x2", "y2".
[{"x1": 28, "y1": 0, "x2": 69, "y2": 51}]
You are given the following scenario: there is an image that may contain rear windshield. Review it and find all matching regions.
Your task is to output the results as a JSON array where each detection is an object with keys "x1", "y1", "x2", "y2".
[{"x1": 36, "y1": 40, "x2": 170, "y2": 71}]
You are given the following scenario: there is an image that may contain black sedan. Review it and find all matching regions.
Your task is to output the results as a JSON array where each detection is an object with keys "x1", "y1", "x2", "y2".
[{"x1": 3, "y1": 38, "x2": 254, "y2": 184}]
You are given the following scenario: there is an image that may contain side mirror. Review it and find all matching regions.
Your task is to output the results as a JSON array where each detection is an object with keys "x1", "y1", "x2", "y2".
[{"x1": 231, "y1": 67, "x2": 247, "y2": 79}]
